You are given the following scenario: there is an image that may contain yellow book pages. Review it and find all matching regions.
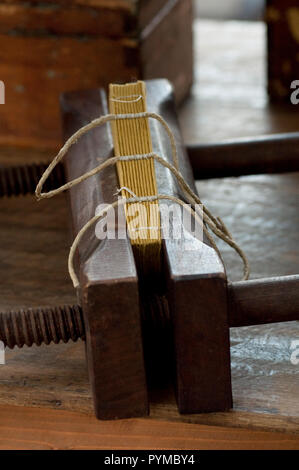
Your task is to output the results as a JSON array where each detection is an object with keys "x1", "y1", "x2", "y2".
[{"x1": 109, "y1": 81, "x2": 161, "y2": 277}]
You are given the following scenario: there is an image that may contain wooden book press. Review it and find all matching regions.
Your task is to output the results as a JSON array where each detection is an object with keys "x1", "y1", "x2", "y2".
[{"x1": 1, "y1": 79, "x2": 299, "y2": 420}]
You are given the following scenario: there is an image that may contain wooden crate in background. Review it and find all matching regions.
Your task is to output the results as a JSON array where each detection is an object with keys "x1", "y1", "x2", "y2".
[
  {"x1": 0, "y1": 0, "x2": 193, "y2": 148},
  {"x1": 267, "y1": 0, "x2": 299, "y2": 103}
]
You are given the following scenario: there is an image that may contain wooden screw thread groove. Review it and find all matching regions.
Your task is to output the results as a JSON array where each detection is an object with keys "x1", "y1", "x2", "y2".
[
  {"x1": 0, "y1": 162, "x2": 65, "y2": 197},
  {"x1": 0, "y1": 305, "x2": 85, "y2": 349}
]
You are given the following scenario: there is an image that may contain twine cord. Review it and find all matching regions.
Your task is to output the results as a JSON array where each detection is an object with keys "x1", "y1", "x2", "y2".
[
  {"x1": 35, "y1": 112, "x2": 250, "y2": 288},
  {"x1": 35, "y1": 112, "x2": 178, "y2": 201},
  {"x1": 110, "y1": 94, "x2": 143, "y2": 104},
  {"x1": 68, "y1": 195, "x2": 219, "y2": 288}
]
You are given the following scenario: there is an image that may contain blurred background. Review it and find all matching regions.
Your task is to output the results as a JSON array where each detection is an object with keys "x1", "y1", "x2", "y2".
[{"x1": 194, "y1": 0, "x2": 265, "y2": 20}]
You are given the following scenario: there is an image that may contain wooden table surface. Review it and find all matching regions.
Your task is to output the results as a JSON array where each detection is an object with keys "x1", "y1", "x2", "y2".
[{"x1": 0, "y1": 20, "x2": 298, "y2": 449}]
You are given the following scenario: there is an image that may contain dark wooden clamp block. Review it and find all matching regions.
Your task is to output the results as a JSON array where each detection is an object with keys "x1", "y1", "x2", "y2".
[
  {"x1": 60, "y1": 79, "x2": 232, "y2": 417},
  {"x1": 1, "y1": 79, "x2": 299, "y2": 420}
]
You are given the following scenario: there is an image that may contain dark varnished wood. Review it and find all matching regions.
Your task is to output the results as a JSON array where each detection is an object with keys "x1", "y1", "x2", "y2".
[
  {"x1": 0, "y1": 20, "x2": 299, "y2": 442},
  {"x1": 61, "y1": 89, "x2": 148, "y2": 420},
  {"x1": 144, "y1": 80, "x2": 232, "y2": 413},
  {"x1": 167, "y1": 272, "x2": 232, "y2": 413},
  {"x1": 59, "y1": 79, "x2": 232, "y2": 417},
  {"x1": 229, "y1": 276, "x2": 299, "y2": 327},
  {"x1": 187, "y1": 132, "x2": 299, "y2": 179},
  {"x1": 0, "y1": 166, "x2": 298, "y2": 434},
  {"x1": 266, "y1": 0, "x2": 299, "y2": 103},
  {"x1": 140, "y1": 0, "x2": 193, "y2": 104}
]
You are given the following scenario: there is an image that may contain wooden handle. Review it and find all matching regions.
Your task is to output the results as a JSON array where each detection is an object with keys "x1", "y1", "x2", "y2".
[
  {"x1": 187, "y1": 132, "x2": 299, "y2": 179},
  {"x1": 228, "y1": 275, "x2": 299, "y2": 327}
]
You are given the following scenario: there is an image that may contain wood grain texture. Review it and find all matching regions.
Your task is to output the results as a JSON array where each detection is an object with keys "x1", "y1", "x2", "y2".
[
  {"x1": 0, "y1": 0, "x2": 136, "y2": 6},
  {"x1": 0, "y1": 168, "x2": 299, "y2": 432},
  {"x1": 0, "y1": 34, "x2": 138, "y2": 148},
  {"x1": 0, "y1": 19, "x2": 299, "y2": 443},
  {"x1": 229, "y1": 276, "x2": 299, "y2": 327},
  {"x1": 167, "y1": 274, "x2": 232, "y2": 413},
  {"x1": 0, "y1": 0, "x2": 171, "y2": 37},
  {"x1": 0, "y1": 3, "x2": 131, "y2": 37},
  {"x1": 0, "y1": 0, "x2": 193, "y2": 147},
  {"x1": 140, "y1": 0, "x2": 193, "y2": 104},
  {"x1": 58, "y1": 79, "x2": 231, "y2": 416},
  {"x1": 187, "y1": 132, "x2": 299, "y2": 179},
  {"x1": 0, "y1": 405, "x2": 298, "y2": 450},
  {"x1": 1, "y1": 169, "x2": 298, "y2": 433},
  {"x1": 0, "y1": 193, "x2": 76, "y2": 310},
  {"x1": 133, "y1": 79, "x2": 231, "y2": 413},
  {"x1": 199, "y1": 173, "x2": 299, "y2": 282},
  {"x1": 61, "y1": 89, "x2": 148, "y2": 420},
  {"x1": 148, "y1": 82, "x2": 232, "y2": 413}
]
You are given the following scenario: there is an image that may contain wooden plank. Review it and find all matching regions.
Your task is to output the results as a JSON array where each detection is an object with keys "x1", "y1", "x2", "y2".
[
  {"x1": 142, "y1": 80, "x2": 232, "y2": 413},
  {"x1": 0, "y1": 0, "x2": 170, "y2": 37},
  {"x1": 0, "y1": 19, "x2": 298, "y2": 437},
  {"x1": 138, "y1": 0, "x2": 170, "y2": 31},
  {"x1": 166, "y1": 270, "x2": 232, "y2": 413},
  {"x1": 0, "y1": 172, "x2": 299, "y2": 433},
  {"x1": 61, "y1": 89, "x2": 148, "y2": 420},
  {"x1": 0, "y1": 3, "x2": 131, "y2": 37},
  {"x1": 0, "y1": 34, "x2": 138, "y2": 148},
  {"x1": 0, "y1": 405, "x2": 298, "y2": 450},
  {"x1": 0, "y1": 0, "x2": 192, "y2": 147},
  {"x1": 0, "y1": 0, "x2": 135, "y2": 9},
  {"x1": 140, "y1": 0, "x2": 193, "y2": 104}
]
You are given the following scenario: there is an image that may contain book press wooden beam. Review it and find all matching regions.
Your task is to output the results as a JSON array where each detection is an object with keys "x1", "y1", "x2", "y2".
[
  {"x1": 60, "y1": 79, "x2": 232, "y2": 417},
  {"x1": 188, "y1": 132, "x2": 299, "y2": 179},
  {"x1": 1, "y1": 79, "x2": 299, "y2": 420}
]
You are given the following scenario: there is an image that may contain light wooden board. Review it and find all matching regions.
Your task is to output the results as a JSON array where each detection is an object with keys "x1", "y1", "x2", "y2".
[{"x1": 0, "y1": 405, "x2": 298, "y2": 450}]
